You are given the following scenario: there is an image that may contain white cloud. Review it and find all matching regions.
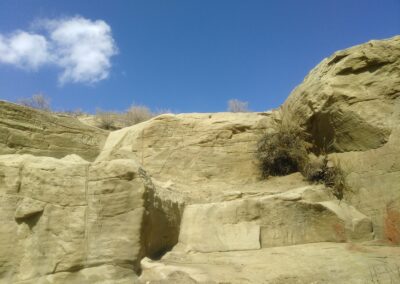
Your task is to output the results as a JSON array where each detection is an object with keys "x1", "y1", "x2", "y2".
[
  {"x1": 45, "y1": 17, "x2": 118, "y2": 84},
  {"x1": 0, "y1": 31, "x2": 50, "y2": 69},
  {"x1": 0, "y1": 16, "x2": 118, "y2": 85}
]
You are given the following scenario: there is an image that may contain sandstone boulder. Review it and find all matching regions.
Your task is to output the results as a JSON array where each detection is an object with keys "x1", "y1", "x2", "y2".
[
  {"x1": 0, "y1": 154, "x2": 162, "y2": 283},
  {"x1": 282, "y1": 36, "x2": 400, "y2": 152},
  {"x1": 281, "y1": 36, "x2": 400, "y2": 242},
  {"x1": 177, "y1": 185, "x2": 373, "y2": 253},
  {"x1": 97, "y1": 112, "x2": 272, "y2": 184}
]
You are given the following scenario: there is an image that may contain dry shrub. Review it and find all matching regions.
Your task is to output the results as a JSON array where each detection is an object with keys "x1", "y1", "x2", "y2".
[
  {"x1": 256, "y1": 120, "x2": 310, "y2": 178},
  {"x1": 95, "y1": 110, "x2": 120, "y2": 130},
  {"x1": 322, "y1": 162, "x2": 348, "y2": 200},
  {"x1": 17, "y1": 93, "x2": 51, "y2": 111},
  {"x1": 95, "y1": 105, "x2": 154, "y2": 130},
  {"x1": 124, "y1": 105, "x2": 153, "y2": 126},
  {"x1": 227, "y1": 99, "x2": 249, "y2": 112},
  {"x1": 257, "y1": 119, "x2": 349, "y2": 200},
  {"x1": 303, "y1": 155, "x2": 348, "y2": 200}
]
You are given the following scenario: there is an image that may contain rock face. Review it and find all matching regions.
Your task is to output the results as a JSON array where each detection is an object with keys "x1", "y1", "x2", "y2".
[
  {"x1": 282, "y1": 35, "x2": 400, "y2": 242},
  {"x1": 282, "y1": 36, "x2": 400, "y2": 152},
  {"x1": 140, "y1": 243, "x2": 400, "y2": 284},
  {"x1": 97, "y1": 112, "x2": 272, "y2": 184},
  {"x1": 177, "y1": 189, "x2": 373, "y2": 253},
  {"x1": 0, "y1": 101, "x2": 107, "y2": 161},
  {"x1": 0, "y1": 154, "x2": 182, "y2": 283},
  {"x1": 0, "y1": 155, "x2": 148, "y2": 283},
  {"x1": 1, "y1": 36, "x2": 400, "y2": 283}
]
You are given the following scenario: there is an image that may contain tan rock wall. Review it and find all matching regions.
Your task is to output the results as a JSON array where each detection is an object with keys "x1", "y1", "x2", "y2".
[
  {"x1": 97, "y1": 112, "x2": 273, "y2": 183},
  {"x1": 0, "y1": 155, "x2": 148, "y2": 283},
  {"x1": 281, "y1": 35, "x2": 400, "y2": 241},
  {"x1": 0, "y1": 101, "x2": 107, "y2": 161}
]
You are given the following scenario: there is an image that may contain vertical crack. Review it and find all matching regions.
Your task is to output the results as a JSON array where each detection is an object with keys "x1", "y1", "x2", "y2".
[{"x1": 84, "y1": 163, "x2": 90, "y2": 266}]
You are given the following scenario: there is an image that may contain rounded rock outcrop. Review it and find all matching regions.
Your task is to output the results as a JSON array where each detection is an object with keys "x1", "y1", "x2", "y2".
[{"x1": 282, "y1": 36, "x2": 400, "y2": 152}]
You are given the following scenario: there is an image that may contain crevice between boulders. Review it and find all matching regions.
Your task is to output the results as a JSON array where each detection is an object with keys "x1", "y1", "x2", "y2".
[{"x1": 138, "y1": 167, "x2": 185, "y2": 265}]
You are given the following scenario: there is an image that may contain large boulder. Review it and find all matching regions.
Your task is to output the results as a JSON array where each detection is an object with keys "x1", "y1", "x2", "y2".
[
  {"x1": 282, "y1": 36, "x2": 400, "y2": 152},
  {"x1": 97, "y1": 112, "x2": 272, "y2": 184},
  {"x1": 177, "y1": 185, "x2": 373, "y2": 253},
  {"x1": 0, "y1": 101, "x2": 107, "y2": 161},
  {"x1": 0, "y1": 154, "x2": 168, "y2": 283},
  {"x1": 281, "y1": 36, "x2": 400, "y2": 242}
]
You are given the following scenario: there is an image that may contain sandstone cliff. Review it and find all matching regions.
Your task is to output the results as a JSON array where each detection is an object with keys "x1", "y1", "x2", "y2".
[
  {"x1": 0, "y1": 36, "x2": 399, "y2": 283},
  {"x1": 282, "y1": 35, "x2": 400, "y2": 242},
  {"x1": 0, "y1": 101, "x2": 107, "y2": 161}
]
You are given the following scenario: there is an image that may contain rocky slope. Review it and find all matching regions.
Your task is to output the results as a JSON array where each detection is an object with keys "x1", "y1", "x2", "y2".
[
  {"x1": 0, "y1": 101, "x2": 107, "y2": 161},
  {"x1": 0, "y1": 36, "x2": 399, "y2": 283}
]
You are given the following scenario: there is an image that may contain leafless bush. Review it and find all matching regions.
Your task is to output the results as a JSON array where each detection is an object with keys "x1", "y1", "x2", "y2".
[
  {"x1": 227, "y1": 99, "x2": 249, "y2": 112},
  {"x1": 17, "y1": 93, "x2": 51, "y2": 111},
  {"x1": 95, "y1": 109, "x2": 120, "y2": 130},
  {"x1": 124, "y1": 105, "x2": 153, "y2": 126}
]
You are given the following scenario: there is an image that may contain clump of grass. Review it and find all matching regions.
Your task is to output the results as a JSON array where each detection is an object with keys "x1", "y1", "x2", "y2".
[{"x1": 303, "y1": 154, "x2": 348, "y2": 200}]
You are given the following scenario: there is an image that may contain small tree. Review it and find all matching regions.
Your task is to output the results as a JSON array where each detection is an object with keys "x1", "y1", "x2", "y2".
[
  {"x1": 227, "y1": 99, "x2": 249, "y2": 112},
  {"x1": 18, "y1": 93, "x2": 51, "y2": 111}
]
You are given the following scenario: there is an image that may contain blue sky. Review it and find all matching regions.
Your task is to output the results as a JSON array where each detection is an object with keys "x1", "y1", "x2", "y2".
[{"x1": 0, "y1": 0, "x2": 399, "y2": 113}]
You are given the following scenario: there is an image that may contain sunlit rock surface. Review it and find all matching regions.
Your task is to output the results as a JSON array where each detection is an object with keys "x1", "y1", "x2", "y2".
[{"x1": 0, "y1": 36, "x2": 399, "y2": 283}]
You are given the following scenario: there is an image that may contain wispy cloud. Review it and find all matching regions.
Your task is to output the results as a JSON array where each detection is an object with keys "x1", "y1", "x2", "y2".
[{"x1": 0, "y1": 16, "x2": 118, "y2": 85}]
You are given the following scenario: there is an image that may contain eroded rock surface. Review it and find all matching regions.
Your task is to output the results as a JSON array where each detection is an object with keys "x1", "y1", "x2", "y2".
[
  {"x1": 0, "y1": 101, "x2": 107, "y2": 161},
  {"x1": 0, "y1": 155, "x2": 151, "y2": 283},
  {"x1": 140, "y1": 243, "x2": 400, "y2": 284},
  {"x1": 1, "y1": 36, "x2": 400, "y2": 283},
  {"x1": 97, "y1": 112, "x2": 272, "y2": 184},
  {"x1": 177, "y1": 187, "x2": 373, "y2": 253},
  {"x1": 281, "y1": 36, "x2": 400, "y2": 242},
  {"x1": 282, "y1": 36, "x2": 400, "y2": 152}
]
